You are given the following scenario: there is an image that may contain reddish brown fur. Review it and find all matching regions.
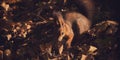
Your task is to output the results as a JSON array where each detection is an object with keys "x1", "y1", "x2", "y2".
[
  {"x1": 55, "y1": 12, "x2": 74, "y2": 48},
  {"x1": 55, "y1": 12, "x2": 90, "y2": 49}
]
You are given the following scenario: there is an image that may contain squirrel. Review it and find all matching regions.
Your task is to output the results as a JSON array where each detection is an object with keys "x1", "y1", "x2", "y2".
[
  {"x1": 53, "y1": 0, "x2": 95, "y2": 55},
  {"x1": 54, "y1": 11, "x2": 91, "y2": 50}
]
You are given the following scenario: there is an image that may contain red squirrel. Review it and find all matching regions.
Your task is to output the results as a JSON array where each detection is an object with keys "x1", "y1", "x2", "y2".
[{"x1": 54, "y1": 12, "x2": 91, "y2": 49}]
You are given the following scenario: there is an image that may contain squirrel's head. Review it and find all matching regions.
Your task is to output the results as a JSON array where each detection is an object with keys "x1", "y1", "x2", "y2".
[{"x1": 53, "y1": 11, "x2": 66, "y2": 42}]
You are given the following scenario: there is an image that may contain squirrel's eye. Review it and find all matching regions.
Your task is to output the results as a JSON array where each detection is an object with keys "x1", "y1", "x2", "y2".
[{"x1": 61, "y1": 32, "x2": 64, "y2": 35}]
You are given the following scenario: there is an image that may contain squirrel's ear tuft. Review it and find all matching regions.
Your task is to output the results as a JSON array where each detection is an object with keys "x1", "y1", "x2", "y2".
[
  {"x1": 53, "y1": 11, "x2": 62, "y2": 17},
  {"x1": 53, "y1": 11, "x2": 58, "y2": 16}
]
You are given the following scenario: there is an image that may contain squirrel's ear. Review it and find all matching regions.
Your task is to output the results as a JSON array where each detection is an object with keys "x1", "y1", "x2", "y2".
[
  {"x1": 53, "y1": 11, "x2": 62, "y2": 17},
  {"x1": 53, "y1": 12, "x2": 59, "y2": 26}
]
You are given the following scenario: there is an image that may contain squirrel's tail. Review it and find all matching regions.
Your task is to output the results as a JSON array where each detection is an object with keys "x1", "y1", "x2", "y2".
[{"x1": 73, "y1": 0, "x2": 95, "y2": 20}]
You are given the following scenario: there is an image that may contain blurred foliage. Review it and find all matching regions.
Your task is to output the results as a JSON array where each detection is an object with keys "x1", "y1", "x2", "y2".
[{"x1": 0, "y1": 0, "x2": 120, "y2": 60}]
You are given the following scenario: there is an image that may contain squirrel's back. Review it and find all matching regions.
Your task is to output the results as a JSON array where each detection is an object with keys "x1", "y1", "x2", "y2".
[{"x1": 65, "y1": 12, "x2": 91, "y2": 34}]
